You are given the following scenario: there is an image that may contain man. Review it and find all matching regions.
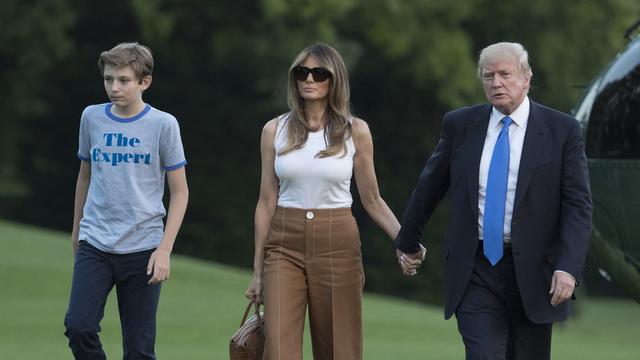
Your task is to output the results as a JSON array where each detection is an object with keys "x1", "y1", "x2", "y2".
[{"x1": 395, "y1": 42, "x2": 592, "y2": 359}]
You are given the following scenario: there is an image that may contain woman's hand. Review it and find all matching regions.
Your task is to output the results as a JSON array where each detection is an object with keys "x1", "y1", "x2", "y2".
[
  {"x1": 245, "y1": 273, "x2": 263, "y2": 304},
  {"x1": 396, "y1": 244, "x2": 426, "y2": 276}
]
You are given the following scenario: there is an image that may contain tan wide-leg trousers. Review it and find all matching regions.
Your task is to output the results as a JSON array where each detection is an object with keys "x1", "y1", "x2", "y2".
[{"x1": 262, "y1": 207, "x2": 364, "y2": 360}]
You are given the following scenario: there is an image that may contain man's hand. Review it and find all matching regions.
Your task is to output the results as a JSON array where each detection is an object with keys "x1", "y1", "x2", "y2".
[
  {"x1": 549, "y1": 271, "x2": 576, "y2": 306},
  {"x1": 396, "y1": 244, "x2": 427, "y2": 276},
  {"x1": 147, "y1": 248, "x2": 171, "y2": 285}
]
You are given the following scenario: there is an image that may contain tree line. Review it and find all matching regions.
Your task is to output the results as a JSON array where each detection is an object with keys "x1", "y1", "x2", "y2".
[{"x1": 1, "y1": 0, "x2": 638, "y2": 304}]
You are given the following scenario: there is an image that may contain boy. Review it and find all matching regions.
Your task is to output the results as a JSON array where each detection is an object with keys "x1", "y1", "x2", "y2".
[{"x1": 64, "y1": 42, "x2": 189, "y2": 359}]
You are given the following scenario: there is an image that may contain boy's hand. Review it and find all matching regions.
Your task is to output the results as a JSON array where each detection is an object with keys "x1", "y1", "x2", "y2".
[
  {"x1": 147, "y1": 248, "x2": 171, "y2": 285},
  {"x1": 71, "y1": 237, "x2": 79, "y2": 257}
]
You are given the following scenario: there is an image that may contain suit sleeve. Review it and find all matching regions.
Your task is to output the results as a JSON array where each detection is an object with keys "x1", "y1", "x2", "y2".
[
  {"x1": 395, "y1": 117, "x2": 453, "y2": 253},
  {"x1": 557, "y1": 121, "x2": 593, "y2": 282}
]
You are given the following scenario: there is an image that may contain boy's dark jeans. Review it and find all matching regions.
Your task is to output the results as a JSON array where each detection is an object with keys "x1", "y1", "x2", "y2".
[{"x1": 64, "y1": 241, "x2": 161, "y2": 360}]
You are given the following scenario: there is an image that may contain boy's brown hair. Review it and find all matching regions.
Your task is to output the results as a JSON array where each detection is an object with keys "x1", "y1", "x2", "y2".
[{"x1": 98, "y1": 42, "x2": 153, "y2": 82}]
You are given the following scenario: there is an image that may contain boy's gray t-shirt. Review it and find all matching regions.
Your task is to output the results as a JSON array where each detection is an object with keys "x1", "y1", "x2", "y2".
[{"x1": 77, "y1": 103, "x2": 187, "y2": 254}]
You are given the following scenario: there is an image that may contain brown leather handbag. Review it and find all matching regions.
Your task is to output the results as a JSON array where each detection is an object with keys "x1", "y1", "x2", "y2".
[{"x1": 229, "y1": 300, "x2": 264, "y2": 360}]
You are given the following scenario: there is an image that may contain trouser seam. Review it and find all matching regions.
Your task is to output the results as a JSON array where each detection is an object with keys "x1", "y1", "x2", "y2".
[
  {"x1": 329, "y1": 211, "x2": 335, "y2": 358},
  {"x1": 277, "y1": 207, "x2": 285, "y2": 360}
]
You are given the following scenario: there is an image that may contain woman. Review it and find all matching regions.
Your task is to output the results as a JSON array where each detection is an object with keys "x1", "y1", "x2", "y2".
[{"x1": 245, "y1": 42, "x2": 415, "y2": 359}]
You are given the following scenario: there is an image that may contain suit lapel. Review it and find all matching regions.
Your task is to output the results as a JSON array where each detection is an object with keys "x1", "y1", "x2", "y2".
[
  {"x1": 466, "y1": 105, "x2": 492, "y2": 216},
  {"x1": 513, "y1": 101, "x2": 549, "y2": 209}
]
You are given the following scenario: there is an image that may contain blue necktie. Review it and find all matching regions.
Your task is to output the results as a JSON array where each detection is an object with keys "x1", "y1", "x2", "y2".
[{"x1": 483, "y1": 116, "x2": 512, "y2": 265}]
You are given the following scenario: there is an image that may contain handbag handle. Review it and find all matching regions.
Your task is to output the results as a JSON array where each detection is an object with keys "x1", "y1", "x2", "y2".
[{"x1": 239, "y1": 300, "x2": 262, "y2": 327}]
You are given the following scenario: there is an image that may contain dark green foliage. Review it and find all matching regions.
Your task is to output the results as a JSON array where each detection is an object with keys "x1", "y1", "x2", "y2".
[{"x1": 1, "y1": 0, "x2": 638, "y2": 304}]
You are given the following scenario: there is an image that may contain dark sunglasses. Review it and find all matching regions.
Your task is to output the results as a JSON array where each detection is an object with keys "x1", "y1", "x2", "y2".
[{"x1": 292, "y1": 66, "x2": 332, "y2": 82}]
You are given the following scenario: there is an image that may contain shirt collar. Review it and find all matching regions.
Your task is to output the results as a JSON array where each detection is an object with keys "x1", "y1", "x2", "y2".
[{"x1": 490, "y1": 96, "x2": 530, "y2": 129}]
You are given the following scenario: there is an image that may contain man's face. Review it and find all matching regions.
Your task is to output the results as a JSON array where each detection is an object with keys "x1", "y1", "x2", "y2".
[{"x1": 481, "y1": 59, "x2": 530, "y2": 115}]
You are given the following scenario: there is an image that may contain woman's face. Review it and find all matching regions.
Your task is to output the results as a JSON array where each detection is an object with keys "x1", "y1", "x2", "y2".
[{"x1": 295, "y1": 56, "x2": 331, "y2": 102}]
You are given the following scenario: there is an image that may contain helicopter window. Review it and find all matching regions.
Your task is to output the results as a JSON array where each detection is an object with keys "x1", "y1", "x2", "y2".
[{"x1": 586, "y1": 63, "x2": 640, "y2": 159}]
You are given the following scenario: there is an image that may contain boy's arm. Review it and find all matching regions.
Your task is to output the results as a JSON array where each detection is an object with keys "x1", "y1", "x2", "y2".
[
  {"x1": 71, "y1": 161, "x2": 91, "y2": 256},
  {"x1": 147, "y1": 166, "x2": 189, "y2": 285}
]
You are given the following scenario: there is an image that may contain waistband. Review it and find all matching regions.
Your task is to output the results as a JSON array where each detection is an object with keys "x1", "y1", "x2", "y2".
[
  {"x1": 478, "y1": 240, "x2": 512, "y2": 251},
  {"x1": 275, "y1": 206, "x2": 353, "y2": 220}
]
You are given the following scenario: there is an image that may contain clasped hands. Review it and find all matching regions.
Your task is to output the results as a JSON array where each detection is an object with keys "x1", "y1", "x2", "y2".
[{"x1": 396, "y1": 244, "x2": 427, "y2": 276}]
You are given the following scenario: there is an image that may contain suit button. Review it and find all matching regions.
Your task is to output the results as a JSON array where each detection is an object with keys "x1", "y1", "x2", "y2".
[
  {"x1": 306, "y1": 211, "x2": 314, "y2": 220},
  {"x1": 514, "y1": 250, "x2": 520, "y2": 256}
]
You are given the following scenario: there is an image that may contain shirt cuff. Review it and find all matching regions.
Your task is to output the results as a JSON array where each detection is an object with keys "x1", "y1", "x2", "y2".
[{"x1": 554, "y1": 270, "x2": 577, "y2": 286}]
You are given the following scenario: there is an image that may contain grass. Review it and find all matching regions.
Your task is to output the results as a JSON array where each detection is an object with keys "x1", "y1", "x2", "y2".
[{"x1": 1, "y1": 220, "x2": 639, "y2": 359}]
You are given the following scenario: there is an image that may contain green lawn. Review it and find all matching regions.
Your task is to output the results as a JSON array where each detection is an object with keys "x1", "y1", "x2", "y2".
[{"x1": 1, "y1": 220, "x2": 638, "y2": 359}]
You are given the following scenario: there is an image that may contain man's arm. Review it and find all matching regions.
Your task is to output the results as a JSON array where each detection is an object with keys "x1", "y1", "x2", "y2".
[
  {"x1": 557, "y1": 120, "x2": 593, "y2": 279},
  {"x1": 550, "y1": 120, "x2": 593, "y2": 305},
  {"x1": 395, "y1": 117, "x2": 453, "y2": 254}
]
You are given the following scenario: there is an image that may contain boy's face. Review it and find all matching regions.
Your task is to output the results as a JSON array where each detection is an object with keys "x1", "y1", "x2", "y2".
[{"x1": 103, "y1": 65, "x2": 151, "y2": 110}]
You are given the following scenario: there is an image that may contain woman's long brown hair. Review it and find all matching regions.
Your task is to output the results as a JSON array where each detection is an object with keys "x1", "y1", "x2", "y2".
[{"x1": 281, "y1": 43, "x2": 352, "y2": 158}]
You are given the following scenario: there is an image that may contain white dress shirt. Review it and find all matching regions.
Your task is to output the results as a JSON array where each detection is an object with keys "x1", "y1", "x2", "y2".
[
  {"x1": 476, "y1": 96, "x2": 574, "y2": 282},
  {"x1": 478, "y1": 96, "x2": 530, "y2": 243}
]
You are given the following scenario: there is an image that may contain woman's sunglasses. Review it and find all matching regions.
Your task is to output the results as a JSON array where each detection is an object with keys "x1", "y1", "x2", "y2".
[{"x1": 292, "y1": 66, "x2": 332, "y2": 82}]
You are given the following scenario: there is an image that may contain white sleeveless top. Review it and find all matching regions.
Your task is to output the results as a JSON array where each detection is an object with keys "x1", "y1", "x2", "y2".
[{"x1": 274, "y1": 115, "x2": 355, "y2": 209}]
